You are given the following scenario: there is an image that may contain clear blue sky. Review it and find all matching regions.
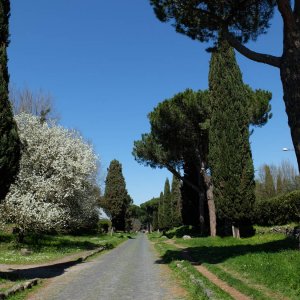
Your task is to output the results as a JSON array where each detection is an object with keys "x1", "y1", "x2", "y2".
[{"x1": 8, "y1": 1, "x2": 297, "y2": 205}]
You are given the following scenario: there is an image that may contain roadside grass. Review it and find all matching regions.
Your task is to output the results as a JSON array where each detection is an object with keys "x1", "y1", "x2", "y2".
[
  {"x1": 0, "y1": 230, "x2": 128, "y2": 265},
  {"x1": 170, "y1": 233, "x2": 300, "y2": 299},
  {"x1": 0, "y1": 231, "x2": 131, "y2": 299},
  {"x1": 0, "y1": 278, "x2": 24, "y2": 293},
  {"x1": 6, "y1": 282, "x2": 41, "y2": 300},
  {"x1": 153, "y1": 238, "x2": 233, "y2": 300}
]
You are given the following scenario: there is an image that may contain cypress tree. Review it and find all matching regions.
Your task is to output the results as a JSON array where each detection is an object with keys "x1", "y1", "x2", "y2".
[
  {"x1": 276, "y1": 173, "x2": 283, "y2": 195},
  {"x1": 103, "y1": 160, "x2": 131, "y2": 231},
  {"x1": 263, "y1": 165, "x2": 276, "y2": 198},
  {"x1": 0, "y1": 0, "x2": 21, "y2": 201},
  {"x1": 163, "y1": 178, "x2": 172, "y2": 229},
  {"x1": 171, "y1": 175, "x2": 182, "y2": 227},
  {"x1": 209, "y1": 38, "x2": 255, "y2": 237},
  {"x1": 158, "y1": 191, "x2": 164, "y2": 229}
]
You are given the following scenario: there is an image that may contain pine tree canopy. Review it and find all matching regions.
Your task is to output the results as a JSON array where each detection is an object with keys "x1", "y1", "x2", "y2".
[
  {"x1": 150, "y1": 0, "x2": 276, "y2": 56},
  {"x1": 150, "y1": 1, "x2": 300, "y2": 174}
]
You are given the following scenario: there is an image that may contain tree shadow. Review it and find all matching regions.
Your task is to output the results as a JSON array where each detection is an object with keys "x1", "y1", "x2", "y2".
[
  {"x1": 156, "y1": 237, "x2": 298, "y2": 265},
  {"x1": 0, "y1": 259, "x2": 85, "y2": 282},
  {"x1": 0, "y1": 243, "x2": 114, "y2": 283}
]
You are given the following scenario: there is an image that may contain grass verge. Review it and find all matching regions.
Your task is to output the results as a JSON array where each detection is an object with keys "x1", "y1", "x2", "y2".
[
  {"x1": 0, "y1": 231, "x2": 128, "y2": 265},
  {"x1": 171, "y1": 233, "x2": 299, "y2": 299},
  {"x1": 153, "y1": 238, "x2": 233, "y2": 300},
  {"x1": 1, "y1": 231, "x2": 131, "y2": 299}
]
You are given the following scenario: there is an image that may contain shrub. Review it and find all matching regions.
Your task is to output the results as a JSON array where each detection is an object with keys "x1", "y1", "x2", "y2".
[
  {"x1": 98, "y1": 219, "x2": 111, "y2": 233},
  {"x1": 254, "y1": 190, "x2": 300, "y2": 226}
]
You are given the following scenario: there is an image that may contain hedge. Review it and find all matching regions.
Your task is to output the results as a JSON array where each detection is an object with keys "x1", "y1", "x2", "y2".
[{"x1": 254, "y1": 190, "x2": 300, "y2": 226}]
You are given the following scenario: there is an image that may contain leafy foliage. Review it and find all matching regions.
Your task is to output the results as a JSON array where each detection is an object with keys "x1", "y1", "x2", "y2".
[
  {"x1": 254, "y1": 190, "x2": 300, "y2": 226},
  {"x1": 0, "y1": 0, "x2": 21, "y2": 201},
  {"x1": 140, "y1": 196, "x2": 159, "y2": 230}
]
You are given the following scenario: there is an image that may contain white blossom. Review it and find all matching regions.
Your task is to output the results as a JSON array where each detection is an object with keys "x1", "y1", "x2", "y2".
[{"x1": 2, "y1": 113, "x2": 100, "y2": 233}]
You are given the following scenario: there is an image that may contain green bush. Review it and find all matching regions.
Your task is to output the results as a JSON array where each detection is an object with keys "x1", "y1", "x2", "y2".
[
  {"x1": 254, "y1": 190, "x2": 300, "y2": 226},
  {"x1": 98, "y1": 219, "x2": 111, "y2": 233}
]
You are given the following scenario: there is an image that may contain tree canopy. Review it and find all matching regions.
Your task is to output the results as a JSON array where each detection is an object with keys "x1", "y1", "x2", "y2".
[{"x1": 149, "y1": 0, "x2": 300, "y2": 172}]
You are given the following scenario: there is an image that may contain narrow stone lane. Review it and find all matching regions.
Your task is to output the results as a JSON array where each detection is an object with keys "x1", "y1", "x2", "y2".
[{"x1": 29, "y1": 234, "x2": 183, "y2": 300}]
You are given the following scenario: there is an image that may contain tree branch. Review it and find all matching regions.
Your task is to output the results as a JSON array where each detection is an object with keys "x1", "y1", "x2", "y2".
[
  {"x1": 166, "y1": 163, "x2": 201, "y2": 193},
  {"x1": 277, "y1": 0, "x2": 297, "y2": 31},
  {"x1": 223, "y1": 30, "x2": 281, "y2": 68}
]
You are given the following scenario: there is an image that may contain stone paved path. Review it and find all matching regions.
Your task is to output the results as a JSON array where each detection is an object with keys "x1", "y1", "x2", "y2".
[{"x1": 28, "y1": 234, "x2": 183, "y2": 300}]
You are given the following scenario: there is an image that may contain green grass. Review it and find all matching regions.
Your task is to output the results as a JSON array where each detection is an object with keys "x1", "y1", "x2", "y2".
[
  {"x1": 0, "y1": 231, "x2": 130, "y2": 299},
  {"x1": 154, "y1": 240, "x2": 233, "y2": 300},
  {"x1": 0, "y1": 279, "x2": 24, "y2": 293},
  {"x1": 171, "y1": 233, "x2": 300, "y2": 299},
  {"x1": 7, "y1": 282, "x2": 41, "y2": 300},
  {"x1": 0, "y1": 231, "x2": 128, "y2": 264}
]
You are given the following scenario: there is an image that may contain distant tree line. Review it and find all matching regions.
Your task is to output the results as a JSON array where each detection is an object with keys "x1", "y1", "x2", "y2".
[{"x1": 256, "y1": 160, "x2": 300, "y2": 200}]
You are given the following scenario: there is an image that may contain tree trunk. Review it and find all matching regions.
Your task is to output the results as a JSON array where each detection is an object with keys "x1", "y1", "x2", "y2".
[
  {"x1": 17, "y1": 230, "x2": 25, "y2": 243},
  {"x1": 206, "y1": 177, "x2": 216, "y2": 237},
  {"x1": 280, "y1": 28, "x2": 300, "y2": 172},
  {"x1": 201, "y1": 163, "x2": 217, "y2": 237},
  {"x1": 196, "y1": 165, "x2": 206, "y2": 235},
  {"x1": 232, "y1": 225, "x2": 240, "y2": 238}
]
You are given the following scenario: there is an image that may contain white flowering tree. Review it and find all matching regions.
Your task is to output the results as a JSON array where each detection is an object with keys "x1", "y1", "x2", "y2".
[{"x1": 1, "y1": 113, "x2": 100, "y2": 237}]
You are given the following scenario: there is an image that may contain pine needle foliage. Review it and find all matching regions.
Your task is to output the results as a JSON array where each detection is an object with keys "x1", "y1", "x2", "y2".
[
  {"x1": 208, "y1": 39, "x2": 255, "y2": 228},
  {"x1": 0, "y1": 0, "x2": 21, "y2": 201}
]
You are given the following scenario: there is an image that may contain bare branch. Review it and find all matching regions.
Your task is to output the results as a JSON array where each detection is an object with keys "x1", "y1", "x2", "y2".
[{"x1": 223, "y1": 30, "x2": 281, "y2": 68}]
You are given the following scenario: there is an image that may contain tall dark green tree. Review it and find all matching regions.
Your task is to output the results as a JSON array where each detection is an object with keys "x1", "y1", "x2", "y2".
[
  {"x1": 0, "y1": 0, "x2": 21, "y2": 201},
  {"x1": 150, "y1": 0, "x2": 300, "y2": 173},
  {"x1": 276, "y1": 173, "x2": 284, "y2": 195},
  {"x1": 171, "y1": 175, "x2": 182, "y2": 227},
  {"x1": 140, "y1": 197, "x2": 159, "y2": 231},
  {"x1": 163, "y1": 178, "x2": 172, "y2": 229},
  {"x1": 103, "y1": 160, "x2": 131, "y2": 231},
  {"x1": 209, "y1": 39, "x2": 255, "y2": 237},
  {"x1": 157, "y1": 191, "x2": 164, "y2": 229},
  {"x1": 263, "y1": 165, "x2": 276, "y2": 198},
  {"x1": 133, "y1": 90, "x2": 213, "y2": 235},
  {"x1": 133, "y1": 86, "x2": 271, "y2": 236}
]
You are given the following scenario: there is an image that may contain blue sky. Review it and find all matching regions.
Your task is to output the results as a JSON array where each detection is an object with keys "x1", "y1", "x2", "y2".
[{"x1": 8, "y1": 1, "x2": 297, "y2": 205}]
